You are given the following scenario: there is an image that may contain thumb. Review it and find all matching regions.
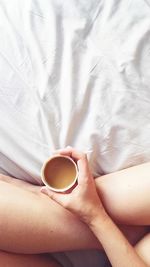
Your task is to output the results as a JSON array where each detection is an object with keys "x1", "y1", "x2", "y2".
[{"x1": 41, "y1": 187, "x2": 68, "y2": 207}]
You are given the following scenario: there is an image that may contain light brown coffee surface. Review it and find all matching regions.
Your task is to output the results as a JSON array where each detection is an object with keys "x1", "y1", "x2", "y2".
[{"x1": 44, "y1": 157, "x2": 76, "y2": 189}]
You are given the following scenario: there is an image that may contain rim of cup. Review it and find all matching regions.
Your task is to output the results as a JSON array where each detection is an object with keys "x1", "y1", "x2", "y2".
[{"x1": 41, "y1": 155, "x2": 78, "y2": 192}]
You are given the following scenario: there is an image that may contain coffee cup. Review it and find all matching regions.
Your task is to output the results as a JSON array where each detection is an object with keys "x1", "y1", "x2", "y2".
[{"x1": 41, "y1": 155, "x2": 78, "y2": 192}]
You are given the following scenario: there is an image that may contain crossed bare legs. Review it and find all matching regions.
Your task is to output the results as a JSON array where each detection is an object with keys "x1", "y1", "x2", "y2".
[{"x1": 0, "y1": 162, "x2": 149, "y2": 266}]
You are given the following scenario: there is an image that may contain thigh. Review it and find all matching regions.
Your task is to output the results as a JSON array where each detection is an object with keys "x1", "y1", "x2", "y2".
[
  {"x1": 0, "y1": 174, "x2": 41, "y2": 194},
  {"x1": 0, "y1": 251, "x2": 62, "y2": 267},
  {"x1": 135, "y1": 232, "x2": 150, "y2": 266},
  {"x1": 0, "y1": 178, "x2": 100, "y2": 253},
  {"x1": 95, "y1": 162, "x2": 150, "y2": 225}
]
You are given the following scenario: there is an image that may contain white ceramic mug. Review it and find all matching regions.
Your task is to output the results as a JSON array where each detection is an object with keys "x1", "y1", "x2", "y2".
[{"x1": 41, "y1": 155, "x2": 78, "y2": 192}]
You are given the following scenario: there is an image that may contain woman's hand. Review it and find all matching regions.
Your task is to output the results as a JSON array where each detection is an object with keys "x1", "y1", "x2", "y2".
[{"x1": 41, "y1": 147, "x2": 106, "y2": 225}]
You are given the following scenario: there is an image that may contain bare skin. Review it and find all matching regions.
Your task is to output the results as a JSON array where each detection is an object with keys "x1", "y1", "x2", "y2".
[
  {"x1": 0, "y1": 173, "x2": 148, "y2": 253},
  {"x1": 95, "y1": 162, "x2": 150, "y2": 225},
  {"x1": 0, "y1": 179, "x2": 99, "y2": 253},
  {"x1": 0, "y1": 251, "x2": 62, "y2": 267},
  {"x1": 0, "y1": 148, "x2": 149, "y2": 265},
  {"x1": 41, "y1": 147, "x2": 150, "y2": 266},
  {"x1": 135, "y1": 233, "x2": 150, "y2": 266}
]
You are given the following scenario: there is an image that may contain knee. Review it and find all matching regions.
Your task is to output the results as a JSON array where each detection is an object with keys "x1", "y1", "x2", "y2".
[
  {"x1": 95, "y1": 174, "x2": 147, "y2": 224},
  {"x1": 95, "y1": 177, "x2": 128, "y2": 223}
]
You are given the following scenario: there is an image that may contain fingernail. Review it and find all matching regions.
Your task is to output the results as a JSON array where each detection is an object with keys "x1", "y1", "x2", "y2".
[{"x1": 41, "y1": 187, "x2": 48, "y2": 194}]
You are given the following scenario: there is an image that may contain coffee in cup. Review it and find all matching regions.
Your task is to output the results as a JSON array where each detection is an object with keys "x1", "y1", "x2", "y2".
[{"x1": 41, "y1": 155, "x2": 78, "y2": 192}]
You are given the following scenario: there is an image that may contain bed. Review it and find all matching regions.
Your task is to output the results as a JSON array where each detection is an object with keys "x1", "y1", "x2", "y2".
[{"x1": 0, "y1": 0, "x2": 150, "y2": 266}]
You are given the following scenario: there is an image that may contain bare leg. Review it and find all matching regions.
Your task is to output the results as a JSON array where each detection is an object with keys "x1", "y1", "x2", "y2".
[
  {"x1": 2, "y1": 163, "x2": 150, "y2": 226},
  {"x1": 0, "y1": 163, "x2": 149, "y2": 254},
  {"x1": 0, "y1": 178, "x2": 100, "y2": 253},
  {"x1": 135, "y1": 233, "x2": 150, "y2": 266},
  {"x1": 95, "y1": 162, "x2": 150, "y2": 225},
  {"x1": 1, "y1": 174, "x2": 148, "y2": 240},
  {"x1": 0, "y1": 251, "x2": 62, "y2": 267}
]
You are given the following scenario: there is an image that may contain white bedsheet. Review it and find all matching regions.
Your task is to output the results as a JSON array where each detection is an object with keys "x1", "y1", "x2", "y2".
[{"x1": 0, "y1": 0, "x2": 150, "y2": 266}]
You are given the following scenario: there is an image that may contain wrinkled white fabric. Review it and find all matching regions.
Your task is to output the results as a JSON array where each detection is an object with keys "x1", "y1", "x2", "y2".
[
  {"x1": 1, "y1": 0, "x2": 150, "y2": 182},
  {"x1": 0, "y1": 0, "x2": 150, "y2": 266}
]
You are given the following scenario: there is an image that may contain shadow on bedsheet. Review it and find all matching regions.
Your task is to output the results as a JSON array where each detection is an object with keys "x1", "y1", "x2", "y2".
[{"x1": 53, "y1": 250, "x2": 111, "y2": 267}]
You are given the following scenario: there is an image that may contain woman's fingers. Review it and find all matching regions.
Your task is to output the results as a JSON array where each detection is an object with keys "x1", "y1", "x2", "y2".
[
  {"x1": 41, "y1": 187, "x2": 69, "y2": 207},
  {"x1": 62, "y1": 147, "x2": 92, "y2": 185},
  {"x1": 53, "y1": 147, "x2": 85, "y2": 161},
  {"x1": 53, "y1": 147, "x2": 92, "y2": 185},
  {"x1": 77, "y1": 157, "x2": 92, "y2": 184}
]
